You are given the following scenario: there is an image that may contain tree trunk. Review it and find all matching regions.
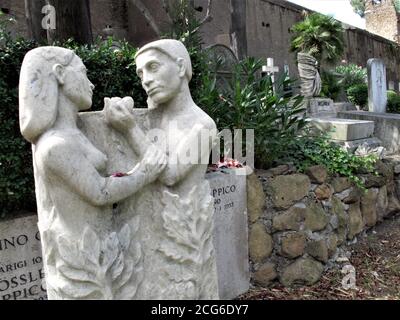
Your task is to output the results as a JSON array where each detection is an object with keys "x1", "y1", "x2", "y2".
[
  {"x1": 45, "y1": 0, "x2": 93, "y2": 44},
  {"x1": 229, "y1": 0, "x2": 247, "y2": 60},
  {"x1": 24, "y1": 0, "x2": 47, "y2": 43}
]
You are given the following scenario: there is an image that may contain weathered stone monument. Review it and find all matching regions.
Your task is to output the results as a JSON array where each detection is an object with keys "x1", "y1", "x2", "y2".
[
  {"x1": 367, "y1": 58, "x2": 388, "y2": 113},
  {"x1": 297, "y1": 52, "x2": 322, "y2": 98},
  {"x1": 0, "y1": 215, "x2": 47, "y2": 300},
  {"x1": 19, "y1": 41, "x2": 219, "y2": 300},
  {"x1": 301, "y1": 55, "x2": 384, "y2": 153},
  {"x1": 307, "y1": 99, "x2": 336, "y2": 118},
  {"x1": 309, "y1": 118, "x2": 374, "y2": 141},
  {"x1": 297, "y1": 52, "x2": 335, "y2": 119}
]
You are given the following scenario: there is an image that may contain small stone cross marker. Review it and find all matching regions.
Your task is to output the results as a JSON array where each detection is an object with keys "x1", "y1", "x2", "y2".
[{"x1": 262, "y1": 58, "x2": 279, "y2": 92}]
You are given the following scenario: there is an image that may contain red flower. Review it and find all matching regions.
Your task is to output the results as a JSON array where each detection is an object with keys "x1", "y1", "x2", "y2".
[
  {"x1": 216, "y1": 158, "x2": 243, "y2": 169},
  {"x1": 111, "y1": 172, "x2": 127, "y2": 178}
]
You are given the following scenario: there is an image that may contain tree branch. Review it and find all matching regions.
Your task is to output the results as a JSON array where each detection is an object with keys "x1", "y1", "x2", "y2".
[
  {"x1": 131, "y1": 0, "x2": 161, "y2": 36},
  {"x1": 160, "y1": 0, "x2": 173, "y2": 23},
  {"x1": 193, "y1": 0, "x2": 213, "y2": 33},
  {"x1": 199, "y1": 0, "x2": 213, "y2": 25}
]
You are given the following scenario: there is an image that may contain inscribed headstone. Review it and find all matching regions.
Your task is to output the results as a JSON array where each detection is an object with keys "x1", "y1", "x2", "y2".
[
  {"x1": 0, "y1": 215, "x2": 47, "y2": 300},
  {"x1": 367, "y1": 58, "x2": 387, "y2": 113},
  {"x1": 208, "y1": 168, "x2": 249, "y2": 299}
]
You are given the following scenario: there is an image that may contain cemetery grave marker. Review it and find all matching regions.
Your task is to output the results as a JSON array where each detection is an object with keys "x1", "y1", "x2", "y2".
[
  {"x1": 368, "y1": 58, "x2": 388, "y2": 113},
  {"x1": 0, "y1": 215, "x2": 47, "y2": 300},
  {"x1": 208, "y1": 168, "x2": 249, "y2": 300}
]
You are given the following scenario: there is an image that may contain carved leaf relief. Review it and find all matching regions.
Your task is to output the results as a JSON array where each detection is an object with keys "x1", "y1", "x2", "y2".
[
  {"x1": 159, "y1": 182, "x2": 217, "y2": 298},
  {"x1": 50, "y1": 220, "x2": 143, "y2": 300}
]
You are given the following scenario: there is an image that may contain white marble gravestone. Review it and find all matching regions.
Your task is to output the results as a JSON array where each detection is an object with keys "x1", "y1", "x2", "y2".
[
  {"x1": 367, "y1": 58, "x2": 387, "y2": 113},
  {"x1": 0, "y1": 215, "x2": 47, "y2": 300},
  {"x1": 207, "y1": 168, "x2": 249, "y2": 300}
]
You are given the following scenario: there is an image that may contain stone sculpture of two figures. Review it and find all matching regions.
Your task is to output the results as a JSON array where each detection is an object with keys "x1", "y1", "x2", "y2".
[{"x1": 19, "y1": 40, "x2": 220, "y2": 300}]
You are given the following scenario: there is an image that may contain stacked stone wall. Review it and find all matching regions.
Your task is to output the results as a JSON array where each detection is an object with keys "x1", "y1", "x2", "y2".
[{"x1": 247, "y1": 160, "x2": 400, "y2": 287}]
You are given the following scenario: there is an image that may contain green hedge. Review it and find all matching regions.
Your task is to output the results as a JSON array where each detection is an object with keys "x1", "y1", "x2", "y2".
[
  {"x1": 387, "y1": 90, "x2": 400, "y2": 113},
  {"x1": 346, "y1": 83, "x2": 368, "y2": 109},
  {"x1": 0, "y1": 37, "x2": 37, "y2": 218}
]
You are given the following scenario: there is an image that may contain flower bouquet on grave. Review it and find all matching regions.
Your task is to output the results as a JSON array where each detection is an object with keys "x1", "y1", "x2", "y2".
[{"x1": 207, "y1": 158, "x2": 243, "y2": 173}]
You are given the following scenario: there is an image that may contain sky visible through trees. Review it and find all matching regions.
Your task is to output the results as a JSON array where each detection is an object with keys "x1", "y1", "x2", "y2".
[{"x1": 287, "y1": 0, "x2": 366, "y2": 29}]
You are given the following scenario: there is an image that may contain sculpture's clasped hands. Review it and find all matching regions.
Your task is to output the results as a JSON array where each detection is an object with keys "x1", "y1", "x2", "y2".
[
  {"x1": 104, "y1": 96, "x2": 136, "y2": 131},
  {"x1": 139, "y1": 145, "x2": 167, "y2": 184},
  {"x1": 105, "y1": 96, "x2": 167, "y2": 183}
]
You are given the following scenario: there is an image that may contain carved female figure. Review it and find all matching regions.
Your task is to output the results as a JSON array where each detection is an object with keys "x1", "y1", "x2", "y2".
[{"x1": 19, "y1": 47, "x2": 165, "y2": 299}]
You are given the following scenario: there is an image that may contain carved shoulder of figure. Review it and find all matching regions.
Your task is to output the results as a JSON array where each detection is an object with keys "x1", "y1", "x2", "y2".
[{"x1": 35, "y1": 134, "x2": 71, "y2": 168}]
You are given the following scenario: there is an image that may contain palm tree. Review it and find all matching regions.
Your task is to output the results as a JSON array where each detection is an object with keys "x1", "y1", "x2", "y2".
[{"x1": 290, "y1": 12, "x2": 345, "y2": 67}]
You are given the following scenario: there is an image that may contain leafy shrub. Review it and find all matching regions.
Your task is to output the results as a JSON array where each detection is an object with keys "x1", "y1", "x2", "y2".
[
  {"x1": 290, "y1": 12, "x2": 345, "y2": 65},
  {"x1": 320, "y1": 70, "x2": 342, "y2": 101},
  {"x1": 196, "y1": 55, "x2": 377, "y2": 181},
  {"x1": 335, "y1": 63, "x2": 367, "y2": 88},
  {"x1": 395, "y1": 0, "x2": 400, "y2": 13},
  {"x1": 65, "y1": 38, "x2": 146, "y2": 110},
  {"x1": 198, "y1": 57, "x2": 308, "y2": 169},
  {"x1": 0, "y1": 29, "x2": 38, "y2": 218},
  {"x1": 282, "y1": 131, "x2": 378, "y2": 189},
  {"x1": 387, "y1": 90, "x2": 400, "y2": 113},
  {"x1": 347, "y1": 83, "x2": 368, "y2": 109}
]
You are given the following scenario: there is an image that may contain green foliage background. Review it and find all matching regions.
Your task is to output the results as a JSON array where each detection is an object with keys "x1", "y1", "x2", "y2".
[
  {"x1": 347, "y1": 83, "x2": 369, "y2": 108},
  {"x1": 387, "y1": 90, "x2": 400, "y2": 113}
]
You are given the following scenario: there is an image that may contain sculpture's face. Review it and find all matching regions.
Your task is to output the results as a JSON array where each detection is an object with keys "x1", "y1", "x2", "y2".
[
  {"x1": 62, "y1": 56, "x2": 94, "y2": 111},
  {"x1": 135, "y1": 49, "x2": 183, "y2": 106}
]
